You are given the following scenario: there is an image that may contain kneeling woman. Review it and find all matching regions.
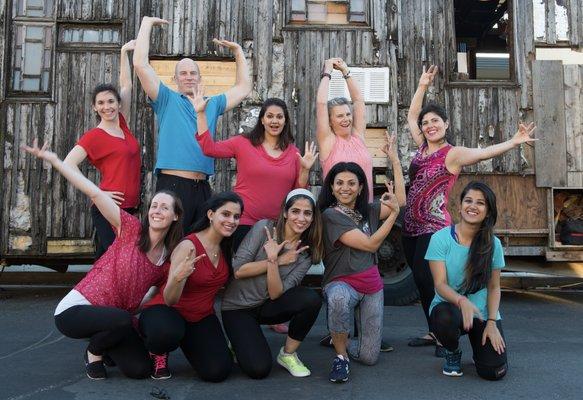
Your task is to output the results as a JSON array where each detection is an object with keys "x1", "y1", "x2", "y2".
[
  {"x1": 22, "y1": 140, "x2": 183, "y2": 380},
  {"x1": 139, "y1": 192, "x2": 243, "y2": 381},
  {"x1": 318, "y1": 162, "x2": 401, "y2": 383},
  {"x1": 426, "y1": 181, "x2": 507, "y2": 380},
  {"x1": 221, "y1": 189, "x2": 323, "y2": 379}
]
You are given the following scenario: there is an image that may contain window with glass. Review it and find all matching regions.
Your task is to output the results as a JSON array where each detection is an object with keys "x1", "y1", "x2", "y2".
[
  {"x1": 289, "y1": 0, "x2": 367, "y2": 25},
  {"x1": 452, "y1": 0, "x2": 513, "y2": 81},
  {"x1": 58, "y1": 25, "x2": 122, "y2": 47}
]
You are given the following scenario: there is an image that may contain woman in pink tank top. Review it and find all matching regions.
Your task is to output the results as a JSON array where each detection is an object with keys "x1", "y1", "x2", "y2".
[
  {"x1": 316, "y1": 58, "x2": 404, "y2": 204},
  {"x1": 403, "y1": 65, "x2": 537, "y2": 353}
]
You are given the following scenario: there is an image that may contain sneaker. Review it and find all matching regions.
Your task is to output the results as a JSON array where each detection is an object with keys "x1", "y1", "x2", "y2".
[
  {"x1": 329, "y1": 355, "x2": 350, "y2": 383},
  {"x1": 380, "y1": 340, "x2": 394, "y2": 352},
  {"x1": 442, "y1": 349, "x2": 463, "y2": 377},
  {"x1": 84, "y1": 351, "x2": 107, "y2": 380},
  {"x1": 319, "y1": 334, "x2": 334, "y2": 348},
  {"x1": 435, "y1": 344, "x2": 446, "y2": 358},
  {"x1": 150, "y1": 352, "x2": 171, "y2": 380},
  {"x1": 276, "y1": 347, "x2": 311, "y2": 377}
]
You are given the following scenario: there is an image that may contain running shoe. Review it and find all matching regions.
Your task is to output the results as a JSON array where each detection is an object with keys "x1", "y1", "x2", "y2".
[
  {"x1": 329, "y1": 355, "x2": 350, "y2": 383},
  {"x1": 150, "y1": 352, "x2": 171, "y2": 380},
  {"x1": 277, "y1": 347, "x2": 311, "y2": 377}
]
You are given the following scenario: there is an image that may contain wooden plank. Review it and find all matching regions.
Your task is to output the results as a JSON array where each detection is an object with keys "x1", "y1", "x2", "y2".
[
  {"x1": 563, "y1": 65, "x2": 583, "y2": 189},
  {"x1": 532, "y1": 60, "x2": 567, "y2": 187},
  {"x1": 46, "y1": 239, "x2": 94, "y2": 254},
  {"x1": 545, "y1": 0, "x2": 557, "y2": 44}
]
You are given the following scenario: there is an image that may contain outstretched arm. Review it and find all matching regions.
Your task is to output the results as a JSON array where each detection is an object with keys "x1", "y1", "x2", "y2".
[
  {"x1": 408, "y1": 65, "x2": 438, "y2": 147},
  {"x1": 316, "y1": 58, "x2": 338, "y2": 159},
  {"x1": 446, "y1": 122, "x2": 537, "y2": 174},
  {"x1": 214, "y1": 39, "x2": 252, "y2": 112},
  {"x1": 119, "y1": 40, "x2": 135, "y2": 120},
  {"x1": 22, "y1": 140, "x2": 121, "y2": 229},
  {"x1": 133, "y1": 16, "x2": 168, "y2": 101},
  {"x1": 334, "y1": 59, "x2": 366, "y2": 137}
]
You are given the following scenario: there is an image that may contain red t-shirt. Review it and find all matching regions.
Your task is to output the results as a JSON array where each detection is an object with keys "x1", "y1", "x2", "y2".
[
  {"x1": 197, "y1": 130, "x2": 305, "y2": 226},
  {"x1": 77, "y1": 113, "x2": 141, "y2": 208},
  {"x1": 145, "y1": 233, "x2": 229, "y2": 322},
  {"x1": 75, "y1": 210, "x2": 170, "y2": 313}
]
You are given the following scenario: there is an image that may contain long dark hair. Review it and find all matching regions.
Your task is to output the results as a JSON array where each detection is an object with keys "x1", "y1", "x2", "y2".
[
  {"x1": 416, "y1": 102, "x2": 455, "y2": 146},
  {"x1": 460, "y1": 181, "x2": 498, "y2": 294},
  {"x1": 243, "y1": 98, "x2": 293, "y2": 150},
  {"x1": 92, "y1": 83, "x2": 122, "y2": 122},
  {"x1": 274, "y1": 193, "x2": 323, "y2": 264},
  {"x1": 190, "y1": 191, "x2": 244, "y2": 269},
  {"x1": 317, "y1": 162, "x2": 369, "y2": 218},
  {"x1": 137, "y1": 190, "x2": 184, "y2": 257}
]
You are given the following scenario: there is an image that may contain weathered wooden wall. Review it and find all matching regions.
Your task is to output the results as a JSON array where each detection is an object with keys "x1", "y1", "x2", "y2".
[{"x1": 1, "y1": 0, "x2": 582, "y2": 260}]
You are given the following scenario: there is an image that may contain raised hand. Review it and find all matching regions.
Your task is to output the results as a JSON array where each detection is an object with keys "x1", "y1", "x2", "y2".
[
  {"x1": 189, "y1": 84, "x2": 209, "y2": 111},
  {"x1": 104, "y1": 191, "x2": 125, "y2": 206},
  {"x1": 173, "y1": 248, "x2": 206, "y2": 282},
  {"x1": 144, "y1": 16, "x2": 169, "y2": 26},
  {"x1": 298, "y1": 141, "x2": 319, "y2": 170},
  {"x1": 482, "y1": 321, "x2": 506, "y2": 355},
  {"x1": 419, "y1": 65, "x2": 438, "y2": 87},
  {"x1": 511, "y1": 122, "x2": 537, "y2": 146},
  {"x1": 21, "y1": 139, "x2": 58, "y2": 164},
  {"x1": 278, "y1": 240, "x2": 310, "y2": 265},
  {"x1": 332, "y1": 58, "x2": 349, "y2": 75},
  {"x1": 121, "y1": 39, "x2": 136, "y2": 52},
  {"x1": 380, "y1": 131, "x2": 399, "y2": 162},
  {"x1": 380, "y1": 180, "x2": 400, "y2": 214},
  {"x1": 213, "y1": 39, "x2": 243, "y2": 54},
  {"x1": 263, "y1": 226, "x2": 288, "y2": 262}
]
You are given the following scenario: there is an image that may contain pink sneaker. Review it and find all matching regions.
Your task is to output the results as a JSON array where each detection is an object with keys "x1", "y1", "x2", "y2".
[{"x1": 269, "y1": 323, "x2": 289, "y2": 334}]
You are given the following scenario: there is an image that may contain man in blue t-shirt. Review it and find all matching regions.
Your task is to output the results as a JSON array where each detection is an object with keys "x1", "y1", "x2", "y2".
[{"x1": 134, "y1": 16, "x2": 252, "y2": 232}]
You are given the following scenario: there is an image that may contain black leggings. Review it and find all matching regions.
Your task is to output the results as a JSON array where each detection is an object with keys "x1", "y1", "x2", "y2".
[
  {"x1": 221, "y1": 286, "x2": 322, "y2": 379},
  {"x1": 430, "y1": 302, "x2": 508, "y2": 380},
  {"x1": 139, "y1": 305, "x2": 232, "y2": 382},
  {"x1": 54, "y1": 305, "x2": 151, "y2": 379},
  {"x1": 402, "y1": 234, "x2": 435, "y2": 329}
]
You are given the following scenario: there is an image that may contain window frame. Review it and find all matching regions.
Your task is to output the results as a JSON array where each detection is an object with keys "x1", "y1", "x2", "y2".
[
  {"x1": 446, "y1": 0, "x2": 518, "y2": 87},
  {"x1": 56, "y1": 22, "x2": 124, "y2": 51},
  {"x1": 284, "y1": 0, "x2": 372, "y2": 30}
]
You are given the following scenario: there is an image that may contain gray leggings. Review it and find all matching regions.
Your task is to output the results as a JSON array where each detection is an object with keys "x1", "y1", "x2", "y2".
[{"x1": 324, "y1": 281, "x2": 383, "y2": 365}]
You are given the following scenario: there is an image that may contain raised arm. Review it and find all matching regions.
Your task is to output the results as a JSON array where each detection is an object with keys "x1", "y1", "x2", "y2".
[
  {"x1": 408, "y1": 65, "x2": 438, "y2": 147},
  {"x1": 22, "y1": 140, "x2": 121, "y2": 229},
  {"x1": 213, "y1": 39, "x2": 252, "y2": 112},
  {"x1": 119, "y1": 40, "x2": 135, "y2": 120},
  {"x1": 334, "y1": 59, "x2": 366, "y2": 137},
  {"x1": 316, "y1": 58, "x2": 338, "y2": 159},
  {"x1": 445, "y1": 122, "x2": 536, "y2": 174},
  {"x1": 296, "y1": 141, "x2": 318, "y2": 188},
  {"x1": 380, "y1": 132, "x2": 406, "y2": 213},
  {"x1": 133, "y1": 16, "x2": 169, "y2": 101}
]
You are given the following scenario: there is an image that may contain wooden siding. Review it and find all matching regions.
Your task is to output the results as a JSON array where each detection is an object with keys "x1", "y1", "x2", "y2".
[{"x1": 1, "y1": 0, "x2": 582, "y2": 259}]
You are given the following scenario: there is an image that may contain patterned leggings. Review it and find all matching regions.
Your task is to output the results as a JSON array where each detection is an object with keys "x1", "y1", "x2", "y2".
[{"x1": 324, "y1": 281, "x2": 383, "y2": 365}]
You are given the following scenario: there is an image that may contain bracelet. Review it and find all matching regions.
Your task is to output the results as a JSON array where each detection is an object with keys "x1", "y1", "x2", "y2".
[
  {"x1": 343, "y1": 70, "x2": 351, "y2": 79},
  {"x1": 487, "y1": 318, "x2": 497, "y2": 323},
  {"x1": 321, "y1": 72, "x2": 332, "y2": 80}
]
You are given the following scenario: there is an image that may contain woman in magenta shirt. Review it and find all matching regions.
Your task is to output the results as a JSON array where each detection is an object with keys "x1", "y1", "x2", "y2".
[
  {"x1": 64, "y1": 40, "x2": 141, "y2": 260},
  {"x1": 191, "y1": 88, "x2": 318, "y2": 252}
]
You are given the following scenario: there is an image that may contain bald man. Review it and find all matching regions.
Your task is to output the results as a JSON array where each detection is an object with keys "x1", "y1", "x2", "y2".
[{"x1": 134, "y1": 16, "x2": 252, "y2": 232}]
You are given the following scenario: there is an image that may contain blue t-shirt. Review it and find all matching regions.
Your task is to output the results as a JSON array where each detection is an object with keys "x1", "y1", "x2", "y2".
[
  {"x1": 150, "y1": 82, "x2": 226, "y2": 175},
  {"x1": 425, "y1": 226, "x2": 505, "y2": 320}
]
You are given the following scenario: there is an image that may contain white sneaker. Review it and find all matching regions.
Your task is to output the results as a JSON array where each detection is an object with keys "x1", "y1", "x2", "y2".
[{"x1": 276, "y1": 347, "x2": 311, "y2": 377}]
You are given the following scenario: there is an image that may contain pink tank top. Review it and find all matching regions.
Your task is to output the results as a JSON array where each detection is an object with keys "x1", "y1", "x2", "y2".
[
  {"x1": 403, "y1": 143, "x2": 458, "y2": 236},
  {"x1": 320, "y1": 134, "x2": 374, "y2": 203}
]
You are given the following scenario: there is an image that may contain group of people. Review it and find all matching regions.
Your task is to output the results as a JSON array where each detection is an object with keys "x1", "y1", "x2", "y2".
[{"x1": 22, "y1": 16, "x2": 537, "y2": 384}]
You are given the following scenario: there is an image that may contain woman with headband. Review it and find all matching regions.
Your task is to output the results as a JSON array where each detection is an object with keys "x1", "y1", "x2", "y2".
[{"x1": 221, "y1": 189, "x2": 323, "y2": 379}]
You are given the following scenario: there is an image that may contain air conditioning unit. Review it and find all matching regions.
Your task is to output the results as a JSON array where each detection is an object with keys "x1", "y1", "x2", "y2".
[{"x1": 327, "y1": 67, "x2": 390, "y2": 103}]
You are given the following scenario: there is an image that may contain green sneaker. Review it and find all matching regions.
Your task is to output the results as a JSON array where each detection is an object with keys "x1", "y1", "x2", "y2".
[{"x1": 277, "y1": 347, "x2": 311, "y2": 377}]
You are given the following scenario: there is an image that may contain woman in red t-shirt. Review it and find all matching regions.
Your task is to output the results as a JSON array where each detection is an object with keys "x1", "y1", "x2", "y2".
[
  {"x1": 22, "y1": 140, "x2": 184, "y2": 381},
  {"x1": 64, "y1": 40, "x2": 142, "y2": 260},
  {"x1": 139, "y1": 191, "x2": 244, "y2": 381}
]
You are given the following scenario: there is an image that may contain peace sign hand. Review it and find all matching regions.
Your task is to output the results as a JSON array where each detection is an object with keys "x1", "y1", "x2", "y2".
[
  {"x1": 511, "y1": 122, "x2": 537, "y2": 146},
  {"x1": 263, "y1": 227, "x2": 288, "y2": 262},
  {"x1": 419, "y1": 65, "x2": 438, "y2": 87},
  {"x1": 380, "y1": 180, "x2": 400, "y2": 214},
  {"x1": 278, "y1": 240, "x2": 310, "y2": 265},
  {"x1": 380, "y1": 131, "x2": 399, "y2": 162},
  {"x1": 174, "y1": 248, "x2": 206, "y2": 282}
]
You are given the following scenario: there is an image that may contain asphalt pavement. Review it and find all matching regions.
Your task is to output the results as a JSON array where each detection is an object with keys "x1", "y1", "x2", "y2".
[{"x1": 1, "y1": 286, "x2": 582, "y2": 400}]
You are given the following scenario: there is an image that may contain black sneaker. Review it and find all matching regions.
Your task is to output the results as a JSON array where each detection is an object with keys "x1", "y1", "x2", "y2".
[
  {"x1": 329, "y1": 355, "x2": 350, "y2": 383},
  {"x1": 435, "y1": 344, "x2": 447, "y2": 358},
  {"x1": 319, "y1": 334, "x2": 334, "y2": 348},
  {"x1": 380, "y1": 340, "x2": 394, "y2": 352},
  {"x1": 84, "y1": 351, "x2": 107, "y2": 380},
  {"x1": 442, "y1": 349, "x2": 463, "y2": 377},
  {"x1": 150, "y1": 352, "x2": 171, "y2": 380}
]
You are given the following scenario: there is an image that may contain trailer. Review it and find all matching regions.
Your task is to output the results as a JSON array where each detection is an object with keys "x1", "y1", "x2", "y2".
[{"x1": 1, "y1": 1, "x2": 582, "y2": 304}]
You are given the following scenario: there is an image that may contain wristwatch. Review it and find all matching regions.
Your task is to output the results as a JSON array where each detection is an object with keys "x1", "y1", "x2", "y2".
[{"x1": 343, "y1": 70, "x2": 351, "y2": 79}]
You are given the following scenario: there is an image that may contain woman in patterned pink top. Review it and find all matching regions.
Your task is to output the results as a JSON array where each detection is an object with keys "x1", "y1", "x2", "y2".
[
  {"x1": 403, "y1": 66, "x2": 536, "y2": 351},
  {"x1": 22, "y1": 139, "x2": 184, "y2": 381}
]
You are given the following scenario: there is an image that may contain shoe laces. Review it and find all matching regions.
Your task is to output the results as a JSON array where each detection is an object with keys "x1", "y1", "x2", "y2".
[
  {"x1": 445, "y1": 350, "x2": 462, "y2": 365},
  {"x1": 333, "y1": 356, "x2": 348, "y2": 371},
  {"x1": 151, "y1": 353, "x2": 168, "y2": 371}
]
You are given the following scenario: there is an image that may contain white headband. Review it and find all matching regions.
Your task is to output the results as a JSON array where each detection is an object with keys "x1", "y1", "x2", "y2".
[{"x1": 286, "y1": 188, "x2": 316, "y2": 205}]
